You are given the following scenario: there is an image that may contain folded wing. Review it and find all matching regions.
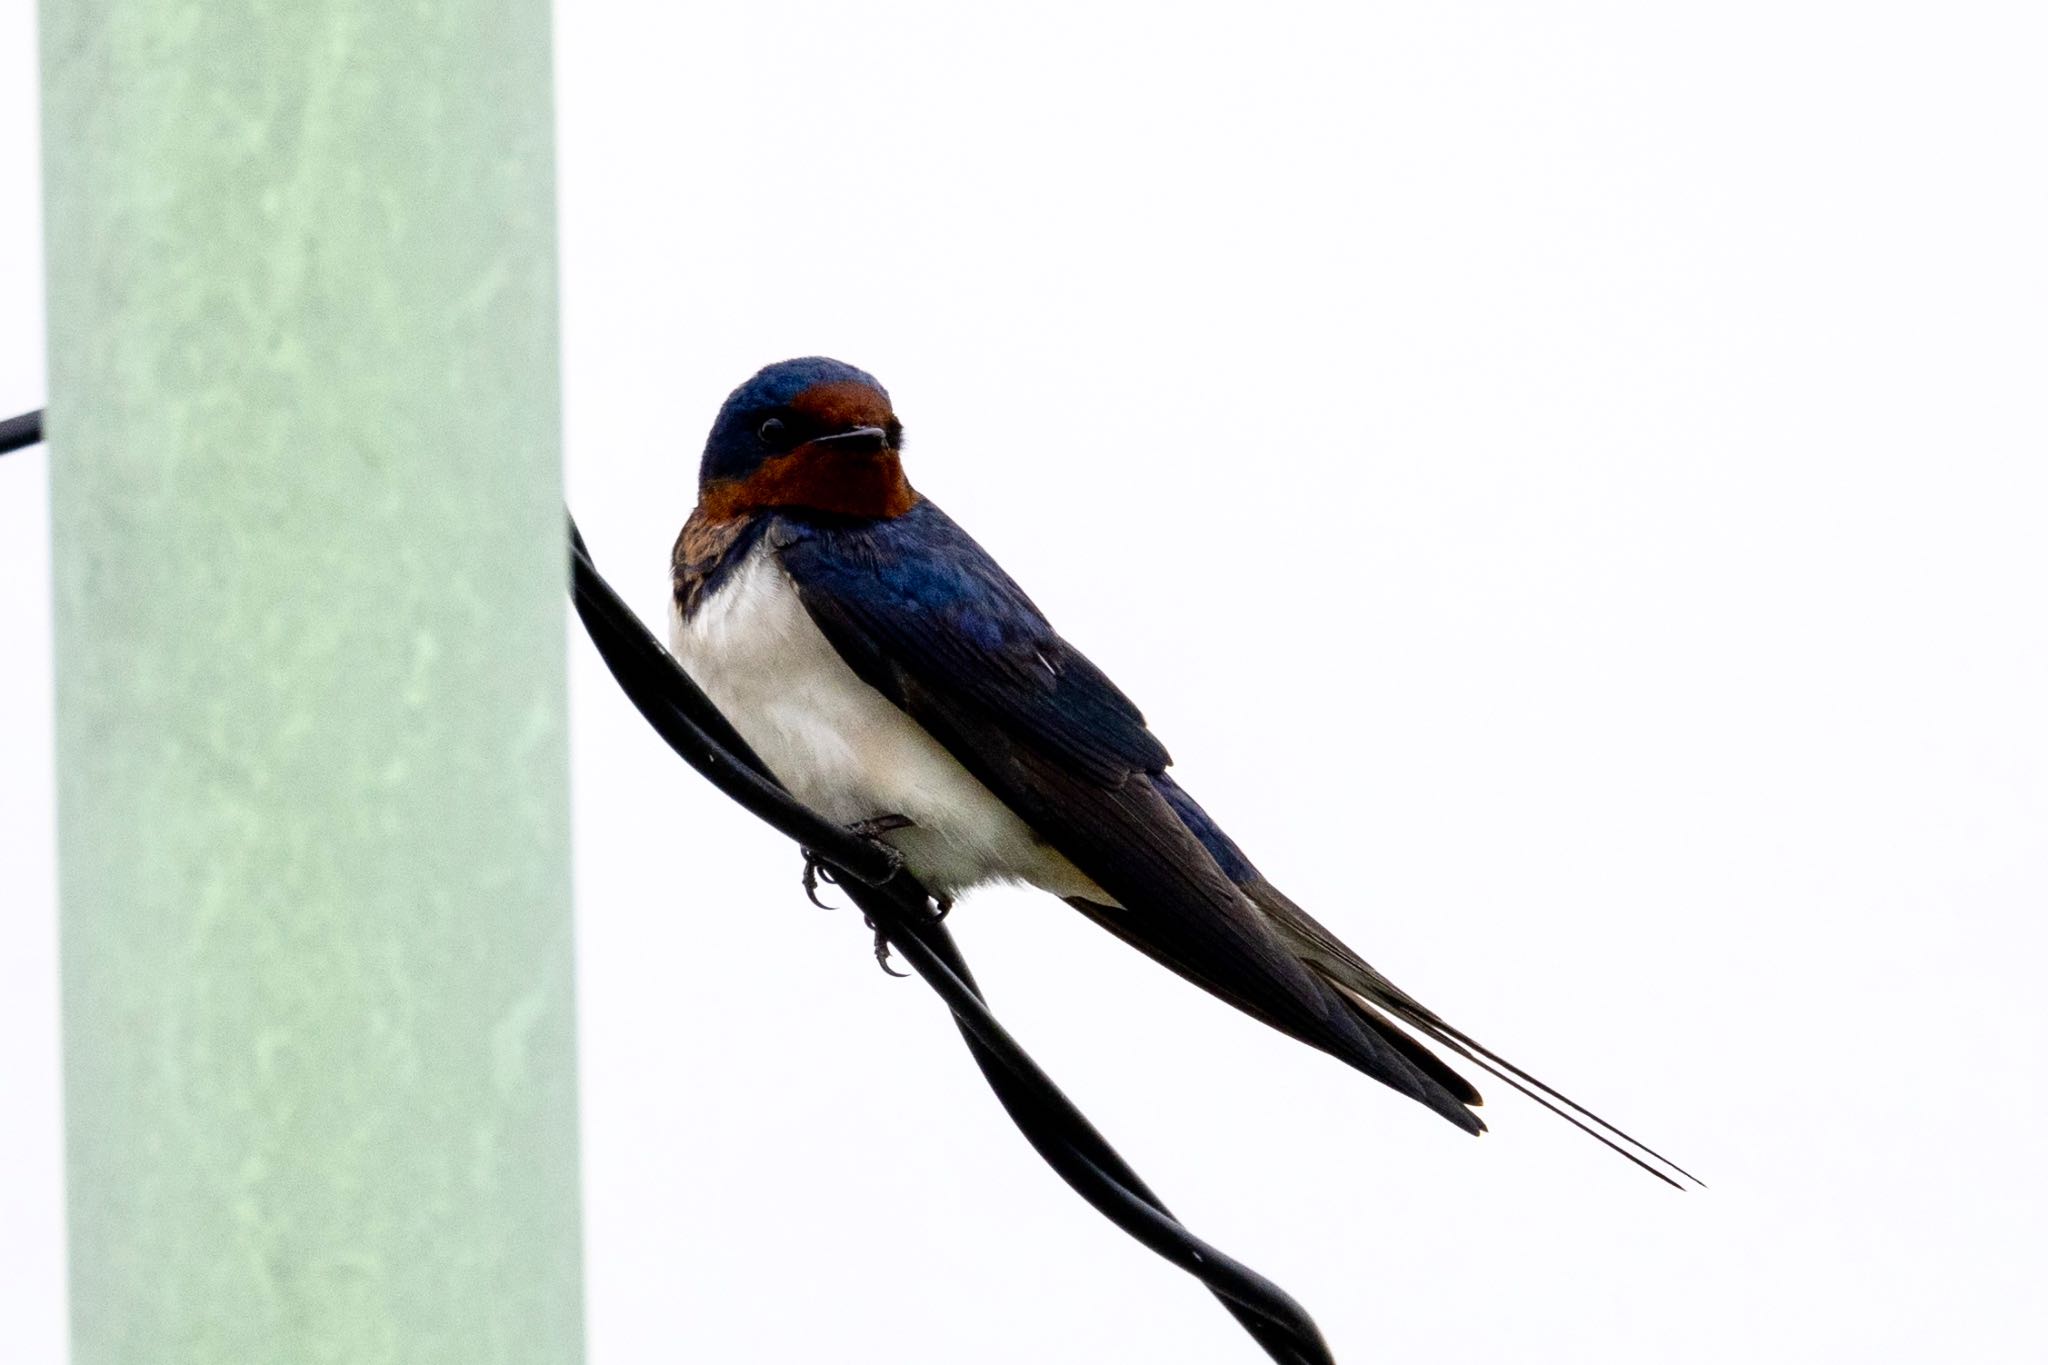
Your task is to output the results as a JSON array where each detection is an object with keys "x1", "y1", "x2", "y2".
[{"x1": 772, "y1": 504, "x2": 1483, "y2": 1133}]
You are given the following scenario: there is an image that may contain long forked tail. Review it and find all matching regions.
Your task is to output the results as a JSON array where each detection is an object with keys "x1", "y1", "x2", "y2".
[{"x1": 1247, "y1": 879, "x2": 1704, "y2": 1191}]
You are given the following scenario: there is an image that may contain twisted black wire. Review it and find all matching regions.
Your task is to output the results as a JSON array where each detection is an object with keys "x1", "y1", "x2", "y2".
[
  {"x1": 6, "y1": 408, "x2": 1336, "y2": 1362},
  {"x1": 568, "y1": 520, "x2": 1335, "y2": 1364},
  {"x1": 0, "y1": 407, "x2": 41, "y2": 455}
]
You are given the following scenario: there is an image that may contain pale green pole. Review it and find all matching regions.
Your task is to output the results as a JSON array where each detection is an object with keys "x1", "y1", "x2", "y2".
[{"x1": 40, "y1": 4, "x2": 584, "y2": 1363}]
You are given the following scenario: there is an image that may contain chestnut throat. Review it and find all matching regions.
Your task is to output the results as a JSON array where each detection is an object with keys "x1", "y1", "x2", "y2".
[{"x1": 697, "y1": 445, "x2": 919, "y2": 521}]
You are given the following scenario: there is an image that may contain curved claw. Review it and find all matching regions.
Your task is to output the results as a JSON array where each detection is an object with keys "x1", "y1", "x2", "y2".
[
  {"x1": 799, "y1": 815, "x2": 922, "y2": 974},
  {"x1": 864, "y1": 915, "x2": 910, "y2": 977},
  {"x1": 802, "y1": 814, "x2": 910, "y2": 900},
  {"x1": 800, "y1": 849, "x2": 840, "y2": 908}
]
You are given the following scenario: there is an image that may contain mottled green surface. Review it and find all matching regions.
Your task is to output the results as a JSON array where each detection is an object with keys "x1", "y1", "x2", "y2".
[{"x1": 40, "y1": 3, "x2": 584, "y2": 1361}]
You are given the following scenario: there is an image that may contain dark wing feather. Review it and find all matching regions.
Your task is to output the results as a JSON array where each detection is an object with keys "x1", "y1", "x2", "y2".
[
  {"x1": 773, "y1": 504, "x2": 1482, "y2": 1133},
  {"x1": 1244, "y1": 877, "x2": 1702, "y2": 1187},
  {"x1": 772, "y1": 505, "x2": 1167, "y2": 784}
]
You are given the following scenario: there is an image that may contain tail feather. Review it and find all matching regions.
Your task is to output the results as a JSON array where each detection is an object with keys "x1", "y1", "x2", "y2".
[
  {"x1": 1249, "y1": 878, "x2": 1702, "y2": 1190},
  {"x1": 1061, "y1": 893, "x2": 1486, "y2": 1135},
  {"x1": 1328, "y1": 978, "x2": 1696, "y2": 1191},
  {"x1": 1333, "y1": 986, "x2": 1484, "y2": 1108}
]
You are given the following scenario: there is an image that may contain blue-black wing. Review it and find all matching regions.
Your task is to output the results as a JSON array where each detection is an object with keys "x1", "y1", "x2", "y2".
[{"x1": 771, "y1": 501, "x2": 1483, "y2": 1132}]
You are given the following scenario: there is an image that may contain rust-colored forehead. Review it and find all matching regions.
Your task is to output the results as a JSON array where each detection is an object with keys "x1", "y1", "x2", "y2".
[{"x1": 790, "y1": 379, "x2": 894, "y2": 429}]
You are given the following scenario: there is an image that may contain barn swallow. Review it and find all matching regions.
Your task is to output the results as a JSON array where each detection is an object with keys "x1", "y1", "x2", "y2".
[{"x1": 672, "y1": 357, "x2": 1697, "y2": 1187}]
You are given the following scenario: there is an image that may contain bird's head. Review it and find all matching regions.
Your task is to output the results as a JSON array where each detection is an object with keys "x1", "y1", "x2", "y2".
[{"x1": 697, "y1": 357, "x2": 915, "y2": 521}]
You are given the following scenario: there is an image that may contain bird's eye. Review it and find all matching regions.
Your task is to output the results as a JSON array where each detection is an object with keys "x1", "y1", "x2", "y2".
[{"x1": 757, "y1": 417, "x2": 788, "y2": 448}]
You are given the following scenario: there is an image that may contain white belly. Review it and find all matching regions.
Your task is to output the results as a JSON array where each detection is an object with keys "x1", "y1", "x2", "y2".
[{"x1": 670, "y1": 541, "x2": 1109, "y2": 903}]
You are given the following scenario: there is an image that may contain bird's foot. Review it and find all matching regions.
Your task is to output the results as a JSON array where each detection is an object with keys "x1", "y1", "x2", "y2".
[
  {"x1": 866, "y1": 893, "x2": 953, "y2": 978},
  {"x1": 848, "y1": 813, "x2": 916, "y2": 841},
  {"x1": 793, "y1": 814, "x2": 932, "y2": 977},
  {"x1": 797, "y1": 813, "x2": 914, "y2": 908},
  {"x1": 863, "y1": 914, "x2": 910, "y2": 977},
  {"x1": 799, "y1": 850, "x2": 839, "y2": 908}
]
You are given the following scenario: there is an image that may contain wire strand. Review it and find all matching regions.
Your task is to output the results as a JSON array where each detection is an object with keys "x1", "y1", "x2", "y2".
[
  {"x1": 5, "y1": 407, "x2": 1337, "y2": 1362},
  {"x1": 0, "y1": 407, "x2": 42, "y2": 456},
  {"x1": 568, "y1": 515, "x2": 1336, "y2": 1364}
]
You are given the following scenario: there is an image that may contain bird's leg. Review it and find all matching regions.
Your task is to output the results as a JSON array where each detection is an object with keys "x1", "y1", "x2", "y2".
[
  {"x1": 799, "y1": 850, "x2": 839, "y2": 908},
  {"x1": 847, "y1": 813, "x2": 916, "y2": 841},
  {"x1": 863, "y1": 913, "x2": 911, "y2": 977},
  {"x1": 840, "y1": 814, "x2": 942, "y2": 976},
  {"x1": 796, "y1": 813, "x2": 914, "y2": 910},
  {"x1": 790, "y1": 814, "x2": 942, "y2": 978},
  {"x1": 866, "y1": 890, "x2": 955, "y2": 977}
]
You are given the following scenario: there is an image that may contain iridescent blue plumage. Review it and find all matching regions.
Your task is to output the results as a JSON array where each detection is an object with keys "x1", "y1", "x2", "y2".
[
  {"x1": 775, "y1": 501, "x2": 1169, "y2": 787},
  {"x1": 700, "y1": 356, "x2": 889, "y2": 485},
  {"x1": 765, "y1": 499, "x2": 1488, "y2": 1132},
  {"x1": 667, "y1": 357, "x2": 1699, "y2": 1186}
]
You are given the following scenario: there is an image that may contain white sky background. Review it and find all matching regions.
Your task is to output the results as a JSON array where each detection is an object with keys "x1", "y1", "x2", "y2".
[{"x1": 4, "y1": 3, "x2": 2045, "y2": 1362}]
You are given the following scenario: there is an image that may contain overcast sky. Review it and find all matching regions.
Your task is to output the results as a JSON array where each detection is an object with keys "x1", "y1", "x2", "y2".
[{"x1": 4, "y1": 4, "x2": 2045, "y2": 1362}]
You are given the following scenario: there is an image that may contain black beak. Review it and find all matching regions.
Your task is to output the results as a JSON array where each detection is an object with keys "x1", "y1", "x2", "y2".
[{"x1": 807, "y1": 426, "x2": 891, "y2": 456}]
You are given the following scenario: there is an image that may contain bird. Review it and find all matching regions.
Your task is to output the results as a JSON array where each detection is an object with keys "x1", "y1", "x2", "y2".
[{"x1": 670, "y1": 355, "x2": 1697, "y2": 1188}]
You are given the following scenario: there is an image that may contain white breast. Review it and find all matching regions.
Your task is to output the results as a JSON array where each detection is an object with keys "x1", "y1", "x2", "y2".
[{"x1": 670, "y1": 540, "x2": 1109, "y2": 904}]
